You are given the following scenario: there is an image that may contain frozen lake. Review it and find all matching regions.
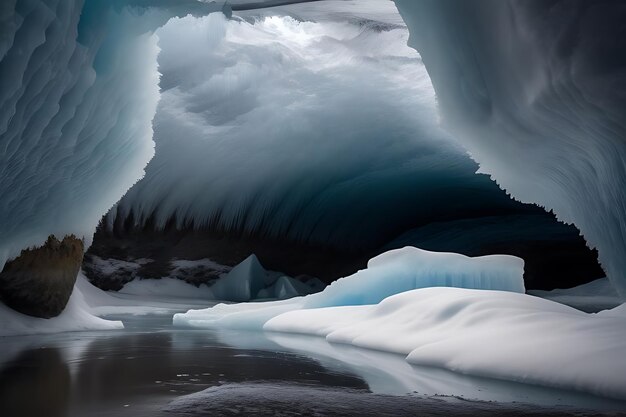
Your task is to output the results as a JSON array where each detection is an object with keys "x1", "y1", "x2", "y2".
[{"x1": 0, "y1": 312, "x2": 624, "y2": 417}]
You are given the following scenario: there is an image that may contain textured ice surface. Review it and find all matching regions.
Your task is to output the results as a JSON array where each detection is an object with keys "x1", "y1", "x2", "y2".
[
  {"x1": 392, "y1": 0, "x2": 626, "y2": 297},
  {"x1": 264, "y1": 288, "x2": 626, "y2": 400},
  {"x1": 110, "y1": 10, "x2": 527, "y2": 251},
  {"x1": 173, "y1": 247, "x2": 525, "y2": 329},
  {"x1": 0, "y1": 0, "x2": 223, "y2": 270}
]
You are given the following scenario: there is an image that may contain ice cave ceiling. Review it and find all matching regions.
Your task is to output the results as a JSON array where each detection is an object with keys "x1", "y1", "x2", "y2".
[{"x1": 0, "y1": 0, "x2": 624, "y2": 309}]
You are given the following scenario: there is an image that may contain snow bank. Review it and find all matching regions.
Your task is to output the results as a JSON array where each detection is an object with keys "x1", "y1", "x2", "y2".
[
  {"x1": 257, "y1": 275, "x2": 319, "y2": 300},
  {"x1": 392, "y1": 0, "x2": 626, "y2": 297},
  {"x1": 265, "y1": 288, "x2": 626, "y2": 401},
  {"x1": 173, "y1": 247, "x2": 525, "y2": 329},
  {"x1": 76, "y1": 272, "x2": 217, "y2": 316}
]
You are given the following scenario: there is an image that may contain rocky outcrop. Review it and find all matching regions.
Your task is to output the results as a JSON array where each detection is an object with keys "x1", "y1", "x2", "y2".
[{"x1": 0, "y1": 236, "x2": 84, "y2": 318}]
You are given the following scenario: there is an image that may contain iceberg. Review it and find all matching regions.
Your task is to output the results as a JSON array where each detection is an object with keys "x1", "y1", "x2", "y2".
[
  {"x1": 209, "y1": 254, "x2": 274, "y2": 302},
  {"x1": 173, "y1": 247, "x2": 525, "y2": 329}
]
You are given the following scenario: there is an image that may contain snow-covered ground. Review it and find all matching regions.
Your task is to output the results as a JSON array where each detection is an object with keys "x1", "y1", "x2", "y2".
[
  {"x1": 264, "y1": 288, "x2": 626, "y2": 400},
  {"x1": 174, "y1": 247, "x2": 626, "y2": 400}
]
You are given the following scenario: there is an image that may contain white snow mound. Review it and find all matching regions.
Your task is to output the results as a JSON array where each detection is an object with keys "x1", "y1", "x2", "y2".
[{"x1": 265, "y1": 288, "x2": 626, "y2": 401}]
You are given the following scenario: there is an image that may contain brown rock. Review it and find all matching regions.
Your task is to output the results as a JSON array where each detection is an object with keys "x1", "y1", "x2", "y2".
[{"x1": 0, "y1": 236, "x2": 84, "y2": 318}]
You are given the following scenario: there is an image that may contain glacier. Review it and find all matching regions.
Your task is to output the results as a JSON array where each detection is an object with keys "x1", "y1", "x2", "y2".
[
  {"x1": 173, "y1": 247, "x2": 525, "y2": 329},
  {"x1": 392, "y1": 0, "x2": 626, "y2": 297}
]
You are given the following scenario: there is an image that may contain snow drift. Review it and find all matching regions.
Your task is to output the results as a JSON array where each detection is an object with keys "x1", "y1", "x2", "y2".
[
  {"x1": 265, "y1": 288, "x2": 626, "y2": 401},
  {"x1": 392, "y1": 0, "x2": 626, "y2": 297}
]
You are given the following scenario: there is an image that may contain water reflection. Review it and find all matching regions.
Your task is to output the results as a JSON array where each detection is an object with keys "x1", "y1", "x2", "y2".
[
  {"x1": 0, "y1": 314, "x2": 624, "y2": 416},
  {"x1": 217, "y1": 330, "x2": 626, "y2": 410},
  {"x1": 0, "y1": 348, "x2": 70, "y2": 417},
  {"x1": 0, "y1": 318, "x2": 367, "y2": 417}
]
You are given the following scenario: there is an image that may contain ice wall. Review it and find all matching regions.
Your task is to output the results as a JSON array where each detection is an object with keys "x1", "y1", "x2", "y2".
[
  {"x1": 392, "y1": 0, "x2": 626, "y2": 297},
  {"x1": 0, "y1": 0, "x2": 224, "y2": 270}
]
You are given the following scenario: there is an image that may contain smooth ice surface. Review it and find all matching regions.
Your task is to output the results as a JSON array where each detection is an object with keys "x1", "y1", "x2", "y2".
[
  {"x1": 174, "y1": 247, "x2": 525, "y2": 329},
  {"x1": 264, "y1": 288, "x2": 626, "y2": 400},
  {"x1": 392, "y1": 0, "x2": 626, "y2": 297}
]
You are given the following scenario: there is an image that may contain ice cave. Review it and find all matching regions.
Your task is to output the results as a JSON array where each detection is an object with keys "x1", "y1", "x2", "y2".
[{"x1": 0, "y1": 0, "x2": 625, "y2": 416}]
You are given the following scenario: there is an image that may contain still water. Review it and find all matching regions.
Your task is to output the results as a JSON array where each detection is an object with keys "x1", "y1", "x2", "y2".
[{"x1": 0, "y1": 313, "x2": 625, "y2": 417}]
